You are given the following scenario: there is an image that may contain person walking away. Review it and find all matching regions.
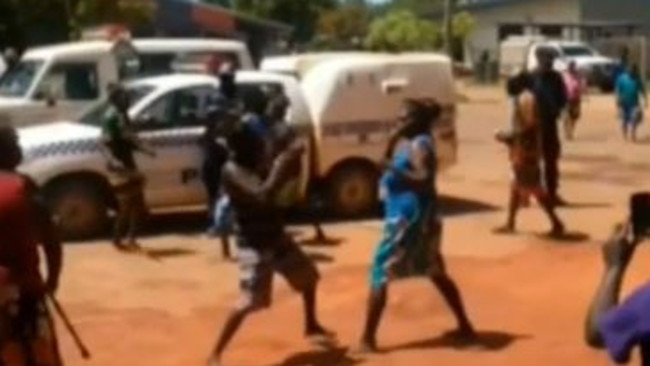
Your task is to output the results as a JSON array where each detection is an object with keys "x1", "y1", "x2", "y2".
[
  {"x1": 493, "y1": 72, "x2": 565, "y2": 237},
  {"x1": 358, "y1": 99, "x2": 476, "y2": 353},
  {"x1": 585, "y1": 194, "x2": 650, "y2": 365},
  {"x1": 532, "y1": 48, "x2": 568, "y2": 207},
  {"x1": 616, "y1": 64, "x2": 647, "y2": 142},
  {"x1": 0, "y1": 118, "x2": 64, "y2": 366},
  {"x1": 207, "y1": 122, "x2": 333, "y2": 366},
  {"x1": 100, "y1": 84, "x2": 156, "y2": 252},
  {"x1": 562, "y1": 61, "x2": 585, "y2": 140}
]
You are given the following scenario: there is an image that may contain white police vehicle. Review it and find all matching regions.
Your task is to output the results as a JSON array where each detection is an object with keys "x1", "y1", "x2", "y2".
[
  {"x1": 18, "y1": 72, "x2": 310, "y2": 239},
  {"x1": 19, "y1": 53, "x2": 459, "y2": 239}
]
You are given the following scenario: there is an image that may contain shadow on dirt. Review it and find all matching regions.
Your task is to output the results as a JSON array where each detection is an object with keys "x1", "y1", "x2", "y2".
[
  {"x1": 306, "y1": 252, "x2": 335, "y2": 264},
  {"x1": 73, "y1": 194, "x2": 498, "y2": 243},
  {"x1": 385, "y1": 330, "x2": 529, "y2": 353},
  {"x1": 439, "y1": 195, "x2": 499, "y2": 217},
  {"x1": 141, "y1": 247, "x2": 197, "y2": 261},
  {"x1": 267, "y1": 347, "x2": 362, "y2": 366},
  {"x1": 534, "y1": 231, "x2": 591, "y2": 244}
]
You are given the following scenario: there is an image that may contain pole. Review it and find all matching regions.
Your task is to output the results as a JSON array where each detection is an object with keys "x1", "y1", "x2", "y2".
[{"x1": 443, "y1": 0, "x2": 455, "y2": 57}]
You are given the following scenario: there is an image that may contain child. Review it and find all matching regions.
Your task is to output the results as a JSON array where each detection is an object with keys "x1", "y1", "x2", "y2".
[
  {"x1": 616, "y1": 64, "x2": 647, "y2": 142},
  {"x1": 562, "y1": 61, "x2": 585, "y2": 140},
  {"x1": 494, "y1": 72, "x2": 565, "y2": 237}
]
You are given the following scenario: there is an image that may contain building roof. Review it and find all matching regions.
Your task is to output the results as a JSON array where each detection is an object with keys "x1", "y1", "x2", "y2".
[{"x1": 190, "y1": 0, "x2": 293, "y2": 32}]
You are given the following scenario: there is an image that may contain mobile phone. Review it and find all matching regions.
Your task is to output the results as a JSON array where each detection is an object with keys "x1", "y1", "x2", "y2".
[{"x1": 630, "y1": 192, "x2": 650, "y2": 238}]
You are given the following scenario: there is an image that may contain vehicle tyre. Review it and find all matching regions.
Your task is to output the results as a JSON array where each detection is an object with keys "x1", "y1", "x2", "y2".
[
  {"x1": 45, "y1": 179, "x2": 110, "y2": 241},
  {"x1": 326, "y1": 162, "x2": 379, "y2": 217}
]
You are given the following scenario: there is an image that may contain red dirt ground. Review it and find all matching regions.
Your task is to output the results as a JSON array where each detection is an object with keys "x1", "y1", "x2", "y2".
[{"x1": 54, "y1": 86, "x2": 650, "y2": 366}]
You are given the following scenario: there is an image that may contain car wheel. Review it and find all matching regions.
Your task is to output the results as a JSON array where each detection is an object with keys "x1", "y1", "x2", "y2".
[
  {"x1": 327, "y1": 163, "x2": 379, "y2": 217},
  {"x1": 46, "y1": 180, "x2": 109, "y2": 241}
]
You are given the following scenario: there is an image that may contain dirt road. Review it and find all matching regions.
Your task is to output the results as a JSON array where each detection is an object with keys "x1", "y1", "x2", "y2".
[{"x1": 54, "y1": 86, "x2": 650, "y2": 366}]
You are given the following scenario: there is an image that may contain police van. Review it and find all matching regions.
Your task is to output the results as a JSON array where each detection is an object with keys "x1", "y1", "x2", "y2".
[
  {"x1": 18, "y1": 53, "x2": 458, "y2": 239},
  {"x1": 264, "y1": 53, "x2": 458, "y2": 216},
  {"x1": 0, "y1": 38, "x2": 254, "y2": 126}
]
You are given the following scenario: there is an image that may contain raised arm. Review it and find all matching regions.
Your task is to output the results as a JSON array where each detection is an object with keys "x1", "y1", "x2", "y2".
[
  {"x1": 584, "y1": 222, "x2": 638, "y2": 347},
  {"x1": 395, "y1": 138, "x2": 434, "y2": 193},
  {"x1": 223, "y1": 147, "x2": 302, "y2": 205}
]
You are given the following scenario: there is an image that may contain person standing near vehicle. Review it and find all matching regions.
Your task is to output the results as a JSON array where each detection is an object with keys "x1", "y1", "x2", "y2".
[
  {"x1": 203, "y1": 63, "x2": 241, "y2": 259},
  {"x1": 101, "y1": 84, "x2": 156, "y2": 252},
  {"x1": 532, "y1": 48, "x2": 568, "y2": 207},
  {"x1": 615, "y1": 64, "x2": 647, "y2": 142},
  {"x1": 562, "y1": 61, "x2": 586, "y2": 140},
  {"x1": 0, "y1": 118, "x2": 64, "y2": 366},
  {"x1": 207, "y1": 121, "x2": 333, "y2": 366}
]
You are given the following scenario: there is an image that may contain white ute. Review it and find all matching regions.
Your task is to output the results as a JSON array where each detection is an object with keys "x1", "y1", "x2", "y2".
[
  {"x1": 0, "y1": 38, "x2": 254, "y2": 126},
  {"x1": 500, "y1": 36, "x2": 618, "y2": 91},
  {"x1": 19, "y1": 53, "x2": 458, "y2": 239}
]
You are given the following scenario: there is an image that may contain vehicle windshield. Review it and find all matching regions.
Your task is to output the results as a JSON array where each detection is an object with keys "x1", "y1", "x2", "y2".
[
  {"x1": 561, "y1": 46, "x2": 595, "y2": 57},
  {"x1": 79, "y1": 84, "x2": 154, "y2": 126},
  {"x1": 0, "y1": 60, "x2": 44, "y2": 98}
]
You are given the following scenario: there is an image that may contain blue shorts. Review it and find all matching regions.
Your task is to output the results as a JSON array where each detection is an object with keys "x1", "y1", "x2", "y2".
[
  {"x1": 213, "y1": 195, "x2": 234, "y2": 234},
  {"x1": 621, "y1": 105, "x2": 642, "y2": 127}
]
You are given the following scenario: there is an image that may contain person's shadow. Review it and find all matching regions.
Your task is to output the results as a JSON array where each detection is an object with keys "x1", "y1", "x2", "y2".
[
  {"x1": 267, "y1": 347, "x2": 362, "y2": 366},
  {"x1": 384, "y1": 330, "x2": 529, "y2": 353}
]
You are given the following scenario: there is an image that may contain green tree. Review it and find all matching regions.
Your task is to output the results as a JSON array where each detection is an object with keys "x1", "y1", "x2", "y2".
[
  {"x1": 389, "y1": 0, "x2": 442, "y2": 14},
  {"x1": 364, "y1": 10, "x2": 440, "y2": 52},
  {"x1": 452, "y1": 11, "x2": 475, "y2": 40},
  {"x1": 234, "y1": 0, "x2": 336, "y2": 43},
  {"x1": 315, "y1": 2, "x2": 370, "y2": 49}
]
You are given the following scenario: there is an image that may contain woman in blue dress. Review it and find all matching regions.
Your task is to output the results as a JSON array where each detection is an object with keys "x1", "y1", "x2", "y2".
[{"x1": 358, "y1": 99, "x2": 476, "y2": 352}]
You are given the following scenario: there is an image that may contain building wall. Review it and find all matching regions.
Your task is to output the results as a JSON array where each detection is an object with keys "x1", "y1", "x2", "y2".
[
  {"x1": 580, "y1": 0, "x2": 649, "y2": 35},
  {"x1": 465, "y1": 0, "x2": 580, "y2": 63}
]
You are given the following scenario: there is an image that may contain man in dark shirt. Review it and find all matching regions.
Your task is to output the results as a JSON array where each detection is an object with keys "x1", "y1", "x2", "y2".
[
  {"x1": 101, "y1": 84, "x2": 155, "y2": 251},
  {"x1": 207, "y1": 121, "x2": 333, "y2": 366},
  {"x1": 532, "y1": 48, "x2": 568, "y2": 206}
]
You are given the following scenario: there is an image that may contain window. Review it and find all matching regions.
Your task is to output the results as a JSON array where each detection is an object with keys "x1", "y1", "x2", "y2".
[
  {"x1": 172, "y1": 52, "x2": 240, "y2": 74},
  {"x1": 135, "y1": 85, "x2": 215, "y2": 130},
  {"x1": 138, "y1": 53, "x2": 176, "y2": 77},
  {"x1": 237, "y1": 82, "x2": 285, "y2": 113},
  {"x1": 0, "y1": 60, "x2": 44, "y2": 98},
  {"x1": 79, "y1": 85, "x2": 154, "y2": 126},
  {"x1": 39, "y1": 62, "x2": 99, "y2": 101},
  {"x1": 498, "y1": 24, "x2": 524, "y2": 41},
  {"x1": 539, "y1": 25, "x2": 563, "y2": 38},
  {"x1": 560, "y1": 46, "x2": 594, "y2": 57}
]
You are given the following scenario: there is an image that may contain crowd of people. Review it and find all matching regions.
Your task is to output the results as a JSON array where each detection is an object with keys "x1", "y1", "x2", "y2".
[{"x1": 0, "y1": 47, "x2": 649, "y2": 366}]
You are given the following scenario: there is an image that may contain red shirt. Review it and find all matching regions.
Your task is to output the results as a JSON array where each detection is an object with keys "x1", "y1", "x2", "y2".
[{"x1": 0, "y1": 173, "x2": 42, "y2": 295}]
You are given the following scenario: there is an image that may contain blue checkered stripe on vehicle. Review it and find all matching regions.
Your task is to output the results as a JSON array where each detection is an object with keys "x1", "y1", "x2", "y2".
[
  {"x1": 24, "y1": 138, "x2": 101, "y2": 161},
  {"x1": 142, "y1": 130, "x2": 200, "y2": 149}
]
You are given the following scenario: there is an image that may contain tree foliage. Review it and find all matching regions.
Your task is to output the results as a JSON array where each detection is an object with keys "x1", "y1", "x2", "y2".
[
  {"x1": 234, "y1": 0, "x2": 337, "y2": 43},
  {"x1": 315, "y1": 2, "x2": 370, "y2": 49},
  {"x1": 452, "y1": 11, "x2": 475, "y2": 39},
  {"x1": 364, "y1": 10, "x2": 439, "y2": 52}
]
